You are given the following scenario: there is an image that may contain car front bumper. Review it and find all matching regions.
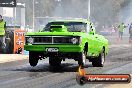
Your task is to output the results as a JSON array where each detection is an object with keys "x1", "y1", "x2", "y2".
[{"x1": 24, "y1": 44, "x2": 83, "y2": 52}]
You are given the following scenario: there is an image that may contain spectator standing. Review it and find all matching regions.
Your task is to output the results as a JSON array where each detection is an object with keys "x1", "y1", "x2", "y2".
[{"x1": 118, "y1": 23, "x2": 126, "y2": 40}]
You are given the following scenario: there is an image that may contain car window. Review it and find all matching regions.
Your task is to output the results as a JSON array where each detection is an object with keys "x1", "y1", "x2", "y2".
[{"x1": 43, "y1": 22, "x2": 87, "y2": 32}]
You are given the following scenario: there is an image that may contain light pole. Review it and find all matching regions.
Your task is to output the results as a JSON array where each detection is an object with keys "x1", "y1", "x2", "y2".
[
  {"x1": 32, "y1": 0, "x2": 39, "y2": 32},
  {"x1": 88, "y1": 0, "x2": 91, "y2": 19},
  {"x1": 33, "y1": 0, "x2": 35, "y2": 32}
]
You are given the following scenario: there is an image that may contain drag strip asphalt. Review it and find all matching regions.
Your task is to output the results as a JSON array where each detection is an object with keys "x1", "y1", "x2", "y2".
[{"x1": 0, "y1": 44, "x2": 132, "y2": 88}]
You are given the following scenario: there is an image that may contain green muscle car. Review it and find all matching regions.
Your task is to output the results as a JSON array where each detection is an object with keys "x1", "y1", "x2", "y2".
[{"x1": 24, "y1": 19, "x2": 108, "y2": 67}]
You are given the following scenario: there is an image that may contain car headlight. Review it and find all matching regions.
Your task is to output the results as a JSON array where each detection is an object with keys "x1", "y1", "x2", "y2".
[
  {"x1": 27, "y1": 37, "x2": 34, "y2": 44},
  {"x1": 71, "y1": 37, "x2": 79, "y2": 44}
]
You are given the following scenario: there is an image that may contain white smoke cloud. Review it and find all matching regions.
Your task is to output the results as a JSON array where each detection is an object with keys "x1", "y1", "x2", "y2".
[{"x1": 120, "y1": 0, "x2": 132, "y2": 25}]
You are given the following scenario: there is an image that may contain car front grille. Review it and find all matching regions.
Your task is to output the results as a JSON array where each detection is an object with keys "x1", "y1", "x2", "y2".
[
  {"x1": 53, "y1": 37, "x2": 71, "y2": 44},
  {"x1": 32, "y1": 36, "x2": 79, "y2": 44},
  {"x1": 34, "y1": 37, "x2": 52, "y2": 44}
]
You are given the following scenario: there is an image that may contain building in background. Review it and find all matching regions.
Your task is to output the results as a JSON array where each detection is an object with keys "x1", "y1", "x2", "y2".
[{"x1": 0, "y1": 3, "x2": 25, "y2": 30}]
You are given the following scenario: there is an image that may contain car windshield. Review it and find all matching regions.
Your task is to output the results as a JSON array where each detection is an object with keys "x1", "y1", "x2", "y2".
[{"x1": 43, "y1": 22, "x2": 87, "y2": 32}]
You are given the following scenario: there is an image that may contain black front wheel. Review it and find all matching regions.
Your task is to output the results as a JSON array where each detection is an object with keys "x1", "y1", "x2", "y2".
[
  {"x1": 29, "y1": 52, "x2": 39, "y2": 67},
  {"x1": 92, "y1": 49, "x2": 105, "y2": 67}
]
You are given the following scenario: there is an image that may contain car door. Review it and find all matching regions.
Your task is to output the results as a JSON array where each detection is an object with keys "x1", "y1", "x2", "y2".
[
  {"x1": 88, "y1": 23, "x2": 99, "y2": 56},
  {"x1": 94, "y1": 34, "x2": 101, "y2": 54},
  {"x1": 87, "y1": 34, "x2": 96, "y2": 56},
  {"x1": 86, "y1": 23, "x2": 97, "y2": 56},
  {"x1": 94, "y1": 34, "x2": 105, "y2": 53}
]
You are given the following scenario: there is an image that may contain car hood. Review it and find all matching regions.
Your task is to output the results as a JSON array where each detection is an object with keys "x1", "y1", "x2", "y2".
[{"x1": 25, "y1": 32, "x2": 86, "y2": 37}]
